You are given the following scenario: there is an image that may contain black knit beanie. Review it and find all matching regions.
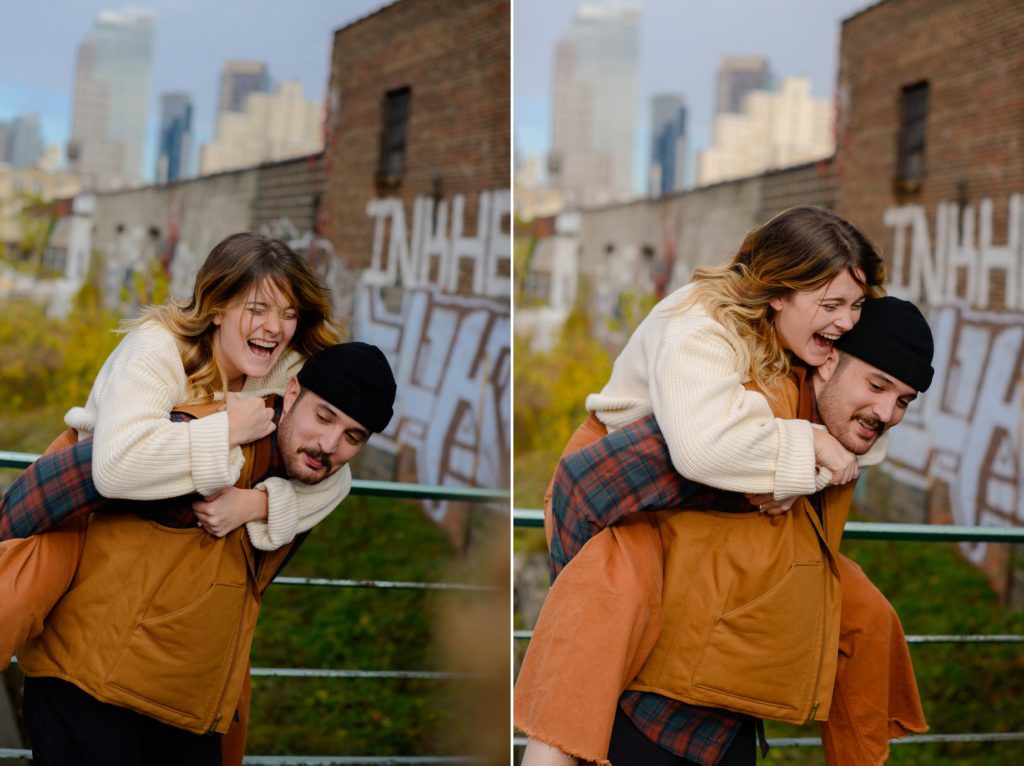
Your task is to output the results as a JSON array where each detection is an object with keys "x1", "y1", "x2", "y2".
[
  {"x1": 297, "y1": 342, "x2": 397, "y2": 432},
  {"x1": 834, "y1": 296, "x2": 935, "y2": 392}
]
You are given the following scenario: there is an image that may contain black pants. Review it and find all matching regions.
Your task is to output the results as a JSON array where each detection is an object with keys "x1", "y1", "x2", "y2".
[
  {"x1": 23, "y1": 676, "x2": 222, "y2": 766},
  {"x1": 606, "y1": 704, "x2": 756, "y2": 766}
]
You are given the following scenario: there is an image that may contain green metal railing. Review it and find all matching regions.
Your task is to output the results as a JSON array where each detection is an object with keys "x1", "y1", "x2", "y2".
[
  {"x1": 0, "y1": 450, "x2": 509, "y2": 764},
  {"x1": 513, "y1": 507, "x2": 1024, "y2": 752}
]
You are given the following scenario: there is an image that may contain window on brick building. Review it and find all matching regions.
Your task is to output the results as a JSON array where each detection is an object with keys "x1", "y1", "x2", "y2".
[
  {"x1": 378, "y1": 87, "x2": 411, "y2": 187},
  {"x1": 896, "y1": 81, "x2": 928, "y2": 189}
]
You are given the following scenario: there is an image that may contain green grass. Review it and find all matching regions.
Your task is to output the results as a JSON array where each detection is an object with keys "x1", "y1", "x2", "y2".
[{"x1": 249, "y1": 494, "x2": 508, "y2": 759}]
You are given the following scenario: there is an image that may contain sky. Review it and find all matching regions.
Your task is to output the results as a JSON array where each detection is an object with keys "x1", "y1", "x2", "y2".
[
  {"x1": 0, "y1": 0, "x2": 393, "y2": 181},
  {"x1": 514, "y1": 0, "x2": 873, "y2": 191}
]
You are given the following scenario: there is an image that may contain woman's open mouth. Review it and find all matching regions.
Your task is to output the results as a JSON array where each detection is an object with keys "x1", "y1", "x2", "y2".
[
  {"x1": 248, "y1": 338, "x2": 279, "y2": 359},
  {"x1": 813, "y1": 331, "x2": 840, "y2": 350}
]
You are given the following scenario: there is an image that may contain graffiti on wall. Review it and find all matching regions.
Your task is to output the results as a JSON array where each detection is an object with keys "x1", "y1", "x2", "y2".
[
  {"x1": 882, "y1": 194, "x2": 1024, "y2": 562},
  {"x1": 883, "y1": 194, "x2": 1023, "y2": 310},
  {"x1": 364, "y1": 189, "x2": 510, "y2": 299},
  {"x1": 353, "y1": 281, "x2": 510, "y2": 522}
]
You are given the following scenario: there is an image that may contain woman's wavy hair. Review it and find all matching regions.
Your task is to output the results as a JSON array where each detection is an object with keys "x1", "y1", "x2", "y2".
[
  {"x1": 683, "y1": 206, "x2": 886, "y2": 395},
  {"x1": 125, "y1": 232, "x2": 343, "y2": 401}
]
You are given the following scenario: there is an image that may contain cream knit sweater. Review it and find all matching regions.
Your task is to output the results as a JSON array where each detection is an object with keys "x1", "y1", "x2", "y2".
[
  {"x1": 64, "y1": 321, "x2": 350, "y2": 550},
  {"x1": 586, "y1": 283, "x2": 886, "y2": 499}
]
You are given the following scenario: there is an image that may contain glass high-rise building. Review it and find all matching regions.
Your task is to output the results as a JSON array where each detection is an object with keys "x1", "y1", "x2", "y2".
[
  {"x1": 218, "y1": 61, "x2": 271, "y2": 115},
  {"x1": 5, "y1": 113, "x2": 45, "y2": 169},
  {"x1": 157, "y1": 93, "x2": 193, "y2": 183},
  {"x1": 715, "y1": 56, "x2": 771, "y2": 116},
  {"x1": 549, "y1": 3, "x2": 639, "y2": 207},
  {"x1": 649, "y1": 95, "x2": 686, "y2": 196},
  {"x1": 68, "y1": 8, "x2": 155, "y2": 190}
]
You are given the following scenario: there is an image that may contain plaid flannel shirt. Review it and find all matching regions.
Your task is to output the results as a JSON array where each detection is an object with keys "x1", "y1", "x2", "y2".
[
  {"x1": 549, "y1": 412, "x2": 774, "y2": 764},
  {"x1": 0, "y1": 405, "x2": 286, "y2": 541},
  {"x1": 548, "y1": 413, "x2": 754, "y2": 581}
]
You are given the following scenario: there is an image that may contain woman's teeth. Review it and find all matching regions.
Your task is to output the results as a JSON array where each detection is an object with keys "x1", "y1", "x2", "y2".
[{"x1": 248, "y1": 339, "x2": 277, "y2": 357}]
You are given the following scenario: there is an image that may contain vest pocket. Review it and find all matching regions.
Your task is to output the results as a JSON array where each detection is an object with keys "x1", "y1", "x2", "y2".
[
  {"x1": 106, "y1": 582, "x2": 246, "y2": 719},
  {"x1": 692, "y1": 562, "x2": 823, "y2": 711}
]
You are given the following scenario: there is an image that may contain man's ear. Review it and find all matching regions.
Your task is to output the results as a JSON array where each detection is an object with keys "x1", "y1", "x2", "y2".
[
  {"x1": 818, "y1": 349, "x2": 840, "y2": 382},
  {"x1": 282, "y1": 378, "x2": 300, "y2": 413}
]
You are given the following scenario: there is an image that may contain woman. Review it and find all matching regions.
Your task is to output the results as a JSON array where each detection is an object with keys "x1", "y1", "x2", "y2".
[
  {"x1": 1, "y1": 231, "x2": 343, "y2": 545},
  {"x1": 516, "y1": 206, "x2": 891, "y2": 765}
]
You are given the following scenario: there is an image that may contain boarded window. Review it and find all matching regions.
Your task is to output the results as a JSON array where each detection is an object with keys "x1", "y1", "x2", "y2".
[
  {"x1": 897, "y1": 82, "x2": 928, "y2": 185},
  {"x1": 378, "y1": 87, "x2": 411, "y2": 186}
]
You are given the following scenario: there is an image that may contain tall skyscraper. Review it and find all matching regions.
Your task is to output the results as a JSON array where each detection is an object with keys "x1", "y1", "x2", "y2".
[
  {"x1": 549, "y1": 4, "x2": 640, "y2": 207},
  {"x1": 218, "y1": 61, "x2": 271, "y2": 115},
  {"x1": 649, "y1": 94, "x2": 687, "y2": 196},
  {"x1": 8, "y1": 113, "x2": 45, "y2": 169},
  {"x1": 715, "y1": 56, "x2": 771, "y2": 116},
  {"x1": 157, "y1": 93, "x2": 193, "y2": 183},
  {"x1": 68, "y1": 8, "x2": 155, "y2": 190}
]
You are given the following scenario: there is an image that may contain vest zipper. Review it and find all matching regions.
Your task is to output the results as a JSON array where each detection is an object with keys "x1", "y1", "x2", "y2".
[{"x1": 207, "y1": 714, "x2": 222, "y2": 734}]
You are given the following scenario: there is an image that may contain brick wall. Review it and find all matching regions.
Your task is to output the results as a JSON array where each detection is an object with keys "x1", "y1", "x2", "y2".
[
  {"x1": 319, "y1": 0, "x2": 511, "y2": 518},
  {"x1": 836, "y1": 0, "x2": 1024, "y2": 597},
  {"x1": 322, "y1": 0, "x2": 510, "y2": 284},
  {"x1": 836, "y1": 0, "x2": 1024, "y2": 259}
]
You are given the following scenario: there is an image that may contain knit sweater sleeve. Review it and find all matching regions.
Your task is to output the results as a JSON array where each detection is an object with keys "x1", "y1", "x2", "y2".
[
  {"x1": 247, "y1": 465, "x2": 352, "y2": 551},
  {"x1": 647, "y1": 315, "x2": 820, "y2": 498},
  {"x1": 72, "y1": 324, "x2": 244, "y2": 500}
]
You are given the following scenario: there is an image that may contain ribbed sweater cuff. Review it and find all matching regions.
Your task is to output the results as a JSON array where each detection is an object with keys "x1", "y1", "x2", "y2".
[
  {"x1": 188, "y1": 411, "x2": 242, "y2": 497},
  {"x1": 246, "y1": 477, "x2": 300, "y2": 551},
  {"x1": 772, "y1": 419, "x2": 819, "y2": 499}
]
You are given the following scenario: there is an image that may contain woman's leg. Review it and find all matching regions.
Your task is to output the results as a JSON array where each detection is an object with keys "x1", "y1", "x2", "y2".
[
  {"x1": 515, "y1": 416, "x2": 666, "y2": 765},
  {"x1": 820, "y1": 554, "x2": 928, "y2": 765}
]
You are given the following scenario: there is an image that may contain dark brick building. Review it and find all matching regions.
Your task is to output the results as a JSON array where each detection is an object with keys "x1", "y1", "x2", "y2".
[
  {"x1": 835, "y1": 0, "x2": 1024, "y2": 598},
  {"x1": 322, "y1": 0, "x2": 510, "y2": 292},
  {"x1": 320, "y1": 0, "x2": 511, "y2": 537}
]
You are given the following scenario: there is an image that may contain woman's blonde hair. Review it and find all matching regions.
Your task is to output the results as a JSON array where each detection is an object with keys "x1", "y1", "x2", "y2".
[
  {"x1": 125, "y1": 232, "x2": 342, "y2": 401},
  {"x1": 684, "y1": 206, "x2": 885, "y2": 394}
]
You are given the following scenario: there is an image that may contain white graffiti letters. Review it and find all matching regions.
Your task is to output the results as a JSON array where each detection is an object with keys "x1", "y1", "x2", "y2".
[
  {"x1": 365, "y1": 189, "x2": 510, "y2": 298},
  {"x1": 885, "y1": 306, "x2": 1024, "y2": 563},
  {"x1": 884, "y1": 194, "x2": 1023, "y2": 310},
  {"x1": 353, "y1": 282, "x2": 510, "y2": 523}
]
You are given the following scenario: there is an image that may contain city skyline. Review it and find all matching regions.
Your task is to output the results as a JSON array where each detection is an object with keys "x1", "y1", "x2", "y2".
[
  {"x1": 515, "y1": 0, "x2": 871, "y2": 194},
  {"x1": 0, "y1": 0, "x2": 388, "y2": 182}
]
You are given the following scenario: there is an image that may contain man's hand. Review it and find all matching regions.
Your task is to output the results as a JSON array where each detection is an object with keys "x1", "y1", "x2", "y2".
[
  {"x1": 745, "y1": 492, "x2": 798, "y2": 516},
  {"x1": 812, "y1": 428, "x2": 859, "y2": 486},
  {"x1": 225, "y1": 394, "x2": 276, "y2": 448},
  {"x1": 192, "y1": 487, "x2": 269, "y2": 537}
]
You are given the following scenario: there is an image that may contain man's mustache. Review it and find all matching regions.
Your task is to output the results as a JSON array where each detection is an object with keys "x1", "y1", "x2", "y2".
[{"x1": 298, "y1": 447, "x2": 331, "y2": 472}]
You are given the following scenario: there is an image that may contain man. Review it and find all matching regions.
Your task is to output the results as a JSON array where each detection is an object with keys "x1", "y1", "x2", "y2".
[
  {"x1": 516, "y1": 297, "x2": 934, "y2": 766},
  {"x1": 5, "y1": 342, "x2": 396, "y2": 766}
]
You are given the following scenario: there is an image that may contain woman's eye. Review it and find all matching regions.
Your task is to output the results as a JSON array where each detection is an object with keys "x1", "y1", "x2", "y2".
[{"x1": 282, "y1": 311, "x2": 297, "y2": 321}]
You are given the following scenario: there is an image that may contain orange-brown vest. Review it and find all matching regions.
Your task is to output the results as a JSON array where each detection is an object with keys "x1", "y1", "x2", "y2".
[{"x1": 18, "y1": 399, "x2": 299, "y2": 735}]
